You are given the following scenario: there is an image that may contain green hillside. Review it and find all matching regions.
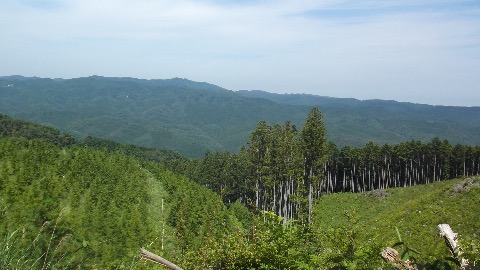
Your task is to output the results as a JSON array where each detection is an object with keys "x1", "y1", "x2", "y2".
[
  {"x1": 1, "y1": 76, "x2": 480, "y2": 158},
  {"x1": 0, "y1": 114, "x2": 187, "y2": 169},
  {"x1": 185, "y1": 177, "x2": 480, "y2": 268},
  {"x1": 0, "y1": 136, "x2": 235, "y2": 269},
  {"x1": 312, "y1": 177, "x2": 480, "y2": 268}
]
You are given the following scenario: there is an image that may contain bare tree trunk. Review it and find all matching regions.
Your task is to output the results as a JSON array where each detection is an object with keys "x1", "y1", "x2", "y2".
[
  {"x1": 308, "y1": 170, "x2": 313, "y2": 223},
  {"x1": 437, "y1": 224, "x2": 469, "y2": 269},
  {"x1": 273, "y1": 181, "x2": 277, "y2": 214},
  {"x1": 255, "y1": 178, "x2": 260, "y2": 209}
]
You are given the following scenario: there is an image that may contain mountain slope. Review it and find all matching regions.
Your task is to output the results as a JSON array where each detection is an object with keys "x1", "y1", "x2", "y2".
[
  {"x1": 313, "y1": 177, "x2": 480, "y2": 268},
  {"x1": 0, "y1": 136, "x2": 235, "y2": 268},
  {"x1": 238, "y1": 90, "x2": 480, "y2": 146},
  {"x1": 0, "y1": 114, "x2": 187, "y2": 168},
  {"x1": 1, "y1": 76, "x2": 479, "y2": 158},
  {"x1": 0, "y1": 76, "x2": 309, "y2": 157}
]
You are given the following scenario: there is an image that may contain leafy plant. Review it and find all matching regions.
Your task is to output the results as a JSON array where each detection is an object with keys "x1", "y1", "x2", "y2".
[{"x1": 391, "y1": 227, "x2": 420, "y2": 262}]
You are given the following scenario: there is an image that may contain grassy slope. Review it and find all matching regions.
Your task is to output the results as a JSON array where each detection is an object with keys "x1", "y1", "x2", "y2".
[{"x1": 313, "y1": 177, "x2": 480, "y2": 266}]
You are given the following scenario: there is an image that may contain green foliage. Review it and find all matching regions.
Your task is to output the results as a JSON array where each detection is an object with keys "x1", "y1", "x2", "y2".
[
  {"x1": 190, "y1": 109, "x2": 480, "y2": 229},
  {"x1": 311, "y1": 207, "x2": 383, "y2": 269},
  {"x1": 0, "y1": 114, "x2": 76, "y2": 147},
  {"x1": 300, "y1": 107, "x2": 329, "y2": 223},
  {"x1": 0, "y1": 138, "x2": 157, "y2": 268},
  {"x1": 313, "y1": 177, "x2": 480, "y2": 268},
  {"x1": 382, "y1": 223, "x2": 480, "y2": 270},
  {"x1": 139, "y1": 162, "x2": 238, "y2": 265},
  {"x1": 80, "y1": 135, "x2": 188, "y2": 173},
  {"x1": 0, "y1": 114, "x2": 189, "y2": 172},
  {"x1": 0, "y1": 220, "x2": 72, "y2": 269},
  {"x1": 300, "y1": 107, "x2": 328, "y2": 167},
  {"x1": 181, "y1": 211, "x2": 320, "y2": 269},
  {"x1": 0, "y1": 137, "x2": 237, "y2": 268},
  {"x1": 391, "y1": 227, "x2": 420, "y2": 262}
]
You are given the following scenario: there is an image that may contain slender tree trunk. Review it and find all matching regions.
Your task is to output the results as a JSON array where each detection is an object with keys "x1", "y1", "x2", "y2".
[
  {"x1": 351, "y1": 165, "x2": 356, "y2": 192},
  {"x1": 308, "y1": 168, "x2": 313, "y2": 223},
  {"x1": 273, "y1": 181, "x2": 276, "y2": 213}
]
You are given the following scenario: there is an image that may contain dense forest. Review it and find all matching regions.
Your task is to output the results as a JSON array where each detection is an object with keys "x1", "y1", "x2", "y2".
[{"x1": 1, "y1": 112, "x2": 479, "y2": 269}]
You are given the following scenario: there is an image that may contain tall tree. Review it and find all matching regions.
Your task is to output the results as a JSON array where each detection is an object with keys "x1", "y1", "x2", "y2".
[
  {"x1": 275, "y1": 121, "x2": 301, "y2": 221},
  {"x1": 299, "y1": 107, "x2": 329, "y2": 223},
  {"x1": 247, "y1": 121, "x2": 272, "y2": 210}
]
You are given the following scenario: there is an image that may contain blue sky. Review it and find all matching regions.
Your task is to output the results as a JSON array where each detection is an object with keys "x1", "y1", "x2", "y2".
[{"x1": 1, "y1": 0, "x2": 479, "y2": 106}]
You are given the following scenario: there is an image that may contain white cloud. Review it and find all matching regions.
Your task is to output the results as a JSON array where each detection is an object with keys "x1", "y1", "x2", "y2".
[{"x1": 0, "y1": 0, "x2": 479, "y2": 106}]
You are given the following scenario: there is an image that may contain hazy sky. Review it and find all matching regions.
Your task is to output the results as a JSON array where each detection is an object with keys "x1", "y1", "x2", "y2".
[{"x1": 1, "y1": 0, "x2": 479, "y2": 106}]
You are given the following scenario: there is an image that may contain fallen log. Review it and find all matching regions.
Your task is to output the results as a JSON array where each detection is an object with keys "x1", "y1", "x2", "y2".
[
  {"x1": 437, "y1": 224, "x2": 469, "y2": 270},
  {"x1": 140, "y1": 248, "x2": 183, "y2": 270},
  {"x1": 380, "y1": 247, "x2": 418, "y2": 270}
]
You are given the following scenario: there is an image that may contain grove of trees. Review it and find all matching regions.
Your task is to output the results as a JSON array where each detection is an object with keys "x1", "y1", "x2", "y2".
[{"x1": 189, "y1": 108, "x2": 480, "y2": 223}]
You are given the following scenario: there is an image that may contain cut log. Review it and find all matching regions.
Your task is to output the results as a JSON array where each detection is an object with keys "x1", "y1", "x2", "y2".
[
  {"x1": 140, "y1": 248, "x2": 183, "y2": 270},
  {"x1": 380, "y1": 247, "x2": 418, "y2": 270}
]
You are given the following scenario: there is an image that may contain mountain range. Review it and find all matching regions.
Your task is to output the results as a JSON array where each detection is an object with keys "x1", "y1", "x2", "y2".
[{"x1": 1, "y1": 75, "x2": 479, "y2": 158}]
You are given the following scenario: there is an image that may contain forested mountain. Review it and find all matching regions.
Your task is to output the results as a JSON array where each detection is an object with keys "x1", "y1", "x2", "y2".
[
  {"x1": 237, "y1": 90, "x2": 480, "y2": 148},
  {"x1": 0, "y1": 76, "x2": 307, "y2": 157},
  {"x1": 1, "y1": 75, "x2": 479, "y2": 158}
]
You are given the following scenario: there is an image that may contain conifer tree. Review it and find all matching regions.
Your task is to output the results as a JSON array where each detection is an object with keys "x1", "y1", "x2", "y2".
[{"x1": 299, "y1": 107, "x2": 328, "y2": 223}]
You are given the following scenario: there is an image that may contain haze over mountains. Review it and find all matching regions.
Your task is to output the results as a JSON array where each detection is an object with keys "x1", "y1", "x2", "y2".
[{"x1": 1, "y1": 75, "x2": 479, "y2": 158}]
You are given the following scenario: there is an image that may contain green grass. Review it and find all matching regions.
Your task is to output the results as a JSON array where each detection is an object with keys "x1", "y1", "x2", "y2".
[{"x1": 313, "y1": 177, "x2": 480, "y2": 267}]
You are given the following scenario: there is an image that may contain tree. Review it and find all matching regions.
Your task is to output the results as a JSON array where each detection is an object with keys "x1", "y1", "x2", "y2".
[
  {"x1": 299, "y1": 107, "x2": 329, "y2": 223},
  {"x1": 247, "y1": 121, "x2": 272, "y2": 210}
]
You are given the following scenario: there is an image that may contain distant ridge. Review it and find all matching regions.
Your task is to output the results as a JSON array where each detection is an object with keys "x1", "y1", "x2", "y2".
[
  {"x1": 1, "y1": 75, "x2": 479, "y2": 157},
  {"x1": 237, "y1": 89, "x2": 478, "y2": 108},
  {"x1": 237, "y1": 90, "x2": 363, "y2": 107}
]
